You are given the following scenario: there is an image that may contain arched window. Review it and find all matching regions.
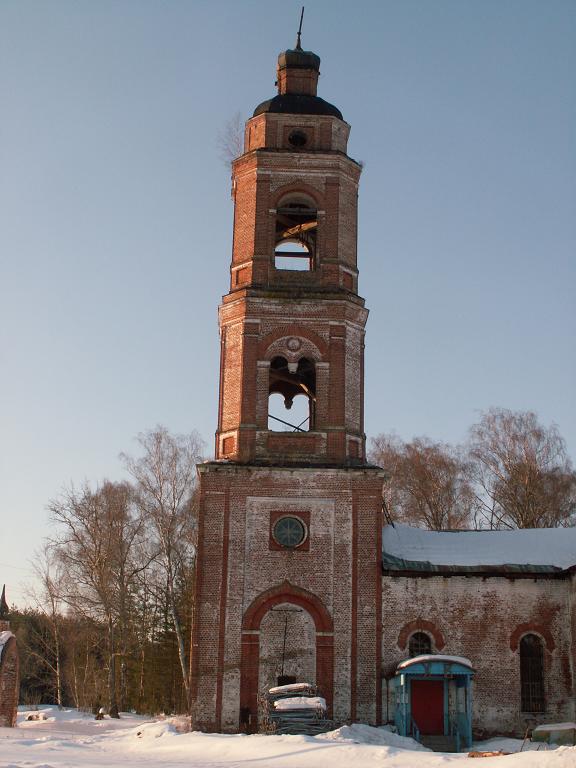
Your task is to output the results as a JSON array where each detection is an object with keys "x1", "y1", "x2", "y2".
[
  {"x1": 520, "y1": 634, "x2": 545, "y2": 712},
  {"x1": 268, "y1": 356, "x2": 316, "y2": 431},
  {"x1": 275, "y1": 196, "x2": 317, "y2": 271},
  {"x1": 408, "y1": 632, "x2": 432, "y2": 657}
]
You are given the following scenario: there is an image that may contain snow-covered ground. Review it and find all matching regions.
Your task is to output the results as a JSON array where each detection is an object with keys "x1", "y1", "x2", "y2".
[{"x1": 0, "y1": 707, "x2": 574, "y2": 768}]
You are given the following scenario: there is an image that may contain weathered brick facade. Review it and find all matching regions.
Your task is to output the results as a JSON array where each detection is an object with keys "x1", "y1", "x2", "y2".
[
  {"x1": 192, "y1": 41, "x2": 384, "y2": 733},
  {"x1": 191, "y1": 42, "x2": 576, "y2": 738},
  {"x1": 381, "y1": 573, "x2": 575, "y2": 736}
]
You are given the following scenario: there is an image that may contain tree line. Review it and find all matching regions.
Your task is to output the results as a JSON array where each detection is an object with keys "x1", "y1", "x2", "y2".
[
  {"x1": 14, "y1": 426, "x2": 203, "y2": 717},
  {"x1": 371, "y1": 408, "x2": 576, "y2": 531},
  {"x1": 12, "y1": 409, "x2": 575, "y2": 714}
]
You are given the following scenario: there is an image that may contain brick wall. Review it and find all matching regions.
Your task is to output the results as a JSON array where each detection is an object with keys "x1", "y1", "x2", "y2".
[
  {"x1": 192, "y1": 463, "x2": 385, "y2": 732},
  {"x1": 0, "y1": 633, "x2": 18, "y2": 727},
  {"x1": 570, "y1": 573, "x2": 576, "y2": 722},
  {"x1": 381, "y1": 574, "x2": 573, "y2": 736}
]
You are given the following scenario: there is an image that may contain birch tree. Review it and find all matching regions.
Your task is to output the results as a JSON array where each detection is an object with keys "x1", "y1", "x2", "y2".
[
  {"x1": 27, "y1": 545, "x2": 66, "y2": 707},
  {"x1": 467, "y1": 408, "x2": 576, "y2": 528},
  {"x1": 121, "y1": 426, "x2": 203, "y2": 711},
  {"x1": 49, "y1": 480, "x2": 147, "y2": 716}
]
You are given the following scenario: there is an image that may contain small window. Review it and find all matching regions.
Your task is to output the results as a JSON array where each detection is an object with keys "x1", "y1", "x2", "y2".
[
  {"x1": 408, "y1": 632, "x2": 432, "y2": 657},
  {"x1": 520, "y1": 634, "x2": 545, "y2": 713},
  {"x1": 272, "y1": 516, "x2": 307, "y2": 548},
  {"x1": 288, "y1": 130, "x2": 307, "y2": 148}
]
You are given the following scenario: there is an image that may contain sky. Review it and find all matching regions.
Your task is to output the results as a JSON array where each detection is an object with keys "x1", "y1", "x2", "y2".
[{"x1": 1, "y1": 0, "x2": 575, "y2": 607}]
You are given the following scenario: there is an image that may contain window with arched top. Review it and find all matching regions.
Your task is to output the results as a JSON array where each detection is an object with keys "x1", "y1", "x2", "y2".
[
  {"x1": 275, "y1": 196, "x2": 317, "y2": 271},
  {"x1": 520, "y1": 634, "x2": 545, "y2": 712},
  {"x1": 408, "y1": 632, "x2": 432, "y2": 658},
  {"x1": 267, "y1": 356, "x2": 316, "y2": 432}
]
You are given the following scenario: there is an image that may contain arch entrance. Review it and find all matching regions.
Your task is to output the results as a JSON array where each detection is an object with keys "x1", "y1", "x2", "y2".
[{"x1": 240, "y1": 583, "x2": 333, "y2": 732}]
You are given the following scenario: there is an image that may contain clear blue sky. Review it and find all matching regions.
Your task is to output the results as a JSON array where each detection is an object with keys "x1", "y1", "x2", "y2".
[{"x1": 1, "y1": 1, "x2": 575, "y2": 606}]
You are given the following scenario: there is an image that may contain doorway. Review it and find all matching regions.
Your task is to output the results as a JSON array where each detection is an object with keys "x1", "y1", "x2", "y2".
[{"x1": 411, "y1": 680, "x2": 444, "y2": 734}]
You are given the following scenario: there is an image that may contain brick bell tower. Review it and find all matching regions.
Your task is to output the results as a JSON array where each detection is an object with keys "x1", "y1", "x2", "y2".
[{"x1": 192, "y1": 36, "x2": 385, "y2": 732}]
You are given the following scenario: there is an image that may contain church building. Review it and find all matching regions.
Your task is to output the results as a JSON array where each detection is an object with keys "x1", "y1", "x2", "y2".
[{"x1": 191, "y1": 39, "x2": 576, "y2": 744}]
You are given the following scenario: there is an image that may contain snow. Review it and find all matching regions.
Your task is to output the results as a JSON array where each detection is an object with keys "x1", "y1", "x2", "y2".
[
  {"x1": 0, "y1": 629, "x2": 14, "y2": 661},
  {"x1": 382, "y1": 524, "x2": 576, "y2": 569},
  {"x1": 470, "y1": 737, "x2": 548, "y2": 753},
  {"x1": 273, "y1": 696, "x2": 326, "y2": 710},
  {"x1": 397, "y1": 654, "x2": 472, "y2": 670},
  {"x1": 0, "y1": 706, "x2": 574, "y2": 768},
  {"x1": 269, "y1": 682, "x2": 313, "y2": 694},
  {"x1": 317, "y1": 723, "x2": 430, "y2": 751},
  {"x1": 534, "y1": 723, "x2": 576, "y2": 732}
]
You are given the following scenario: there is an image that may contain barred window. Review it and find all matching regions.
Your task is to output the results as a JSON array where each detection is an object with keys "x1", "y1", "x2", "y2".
[
  {"x1": 408, "y1": 631, "x2": 432, "y2": 657},
  {"x1": 520, "y1": 634, "x2": 545, "y2": 713}
]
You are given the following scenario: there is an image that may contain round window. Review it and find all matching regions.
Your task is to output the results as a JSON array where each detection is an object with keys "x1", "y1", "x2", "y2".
[
  {"x1": 288, "y1": 130, "x2": 307, "y2": 148},
  {"x1": 273, "y1": 516, "x2": 307, "y2": 548}
]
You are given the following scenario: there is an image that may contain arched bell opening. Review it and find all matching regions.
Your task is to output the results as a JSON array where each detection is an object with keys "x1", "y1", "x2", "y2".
[
  {"x1": 274, "y1": 196, "x2": 317, "y2": 271},
  {"x1": 274, "y1": 239, "x2": 311, "y2": 271},
  {"x1": 267, "y1": 356, "x2": 316, "y2": 432}
]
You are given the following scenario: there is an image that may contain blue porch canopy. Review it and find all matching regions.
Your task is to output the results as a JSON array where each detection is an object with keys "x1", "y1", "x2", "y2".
[{"x1": 392, "y1": 654, "x2": 474, "y2": 751}]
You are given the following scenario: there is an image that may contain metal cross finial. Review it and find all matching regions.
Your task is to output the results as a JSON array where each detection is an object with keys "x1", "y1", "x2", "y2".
[{"x1": 295, "y1": 7, "x2": 305, "y2": 50}]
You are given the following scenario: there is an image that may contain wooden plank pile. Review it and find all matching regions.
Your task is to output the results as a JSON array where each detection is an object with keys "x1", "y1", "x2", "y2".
[{"x1": 261, "y1": 682, "x2": 335, "y2": 735}]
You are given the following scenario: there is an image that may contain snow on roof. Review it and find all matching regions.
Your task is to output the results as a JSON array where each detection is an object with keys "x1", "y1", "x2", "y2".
[
  {"x1": 0, "y1": 630, "x2": 14, "y2": 662},
  {"x1": 273, "y1": 696, "x2": 326, "y2": 711},
  {"x1": 268, "y1": 682, "x2": 313, "y2": 695},
  {"x1": 397, "y1": 654, "x2": 473, "y2": 671},
  {"x1": 533, "y1": 723, "x2": 576, "y2": 732},
  {"x1": 382, "y1": 524, "x2": 576, "y2": 570}
]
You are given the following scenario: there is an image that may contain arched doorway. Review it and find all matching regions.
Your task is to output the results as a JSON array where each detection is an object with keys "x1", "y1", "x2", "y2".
[{"x1": 240, "y1": 583, "x2": 333, "y2": 732}]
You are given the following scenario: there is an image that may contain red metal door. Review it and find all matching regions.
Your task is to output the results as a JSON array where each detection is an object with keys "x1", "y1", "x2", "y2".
[{"x1": 411, "y1": 680, "x2": 444, "y2": 734}]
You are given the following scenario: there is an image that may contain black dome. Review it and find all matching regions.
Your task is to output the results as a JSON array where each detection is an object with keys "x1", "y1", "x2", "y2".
[{"x1": 253, "y1": 93, "x2": 343, "y2": 120}]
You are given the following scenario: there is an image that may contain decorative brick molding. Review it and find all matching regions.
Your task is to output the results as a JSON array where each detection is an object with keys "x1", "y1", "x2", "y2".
[
  {"x1": 267, "y1": 433, "x2": 317, "y2": 455},
  {"x1": 242, "y1": 581, "x2": 333, "y2": 633},
  {"x1": 510, "y1": 624, "x2": 555, "y2": 653},
  {"x1": 259, "y1": 325, "x2": 328, "y2": 359},
  {"x1": 271, "y1": 181, "x2": 324, "y2": 209},
  {"x1": 397, "y1": 619, "x2": 445, "y2": 652}
]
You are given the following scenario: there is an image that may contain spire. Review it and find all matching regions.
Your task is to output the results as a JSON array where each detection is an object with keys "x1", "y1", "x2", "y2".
[
  {"x1": 0, "y1": 585, "x2": 9, "y2": 619},
  {"x1": 276, "y1": 13, "x2": 320, "y2": 98},
  {"x1": 295, "y1": 6, "x2": 305, "y2": 50}
]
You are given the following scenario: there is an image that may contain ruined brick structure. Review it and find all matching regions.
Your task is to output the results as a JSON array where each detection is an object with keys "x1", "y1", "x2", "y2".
[
  {"x1": 191, "y1": 41, "x2": 576, "y2": 738},
  {"x1": 0, "y1": 586, "x2": 19, "y2": 728}
]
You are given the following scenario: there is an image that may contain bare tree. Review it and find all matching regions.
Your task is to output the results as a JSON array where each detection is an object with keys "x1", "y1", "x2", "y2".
[
  {"x1": 121, "y1": 426, "x2": 204, "y2": 711},
  {"x1": 218, "y1": 111, "x2": 244, "y2": 168},
  {"x1": 370, "y1": 434, "x2": 474, "y2": 530},
  {"x1": 27, "y1": 545, "x2": 66, "y2": 707},
  {"x1": 467, "y1": 408, "x2": 576, "y2": 529},
  {"x1": 49, "y1": 480, "x2": 147, "y2": 716}
]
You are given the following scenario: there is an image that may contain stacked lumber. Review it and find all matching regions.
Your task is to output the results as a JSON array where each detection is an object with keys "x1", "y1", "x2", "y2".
[{"x1": 261, "y1": 682, "x2": 335, "y2": 735}]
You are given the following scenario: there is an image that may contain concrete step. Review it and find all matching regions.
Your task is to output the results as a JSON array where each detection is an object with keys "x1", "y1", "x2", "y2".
[{"x1": 420, "y1": 735, "x2": 458, "y2": 752}]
